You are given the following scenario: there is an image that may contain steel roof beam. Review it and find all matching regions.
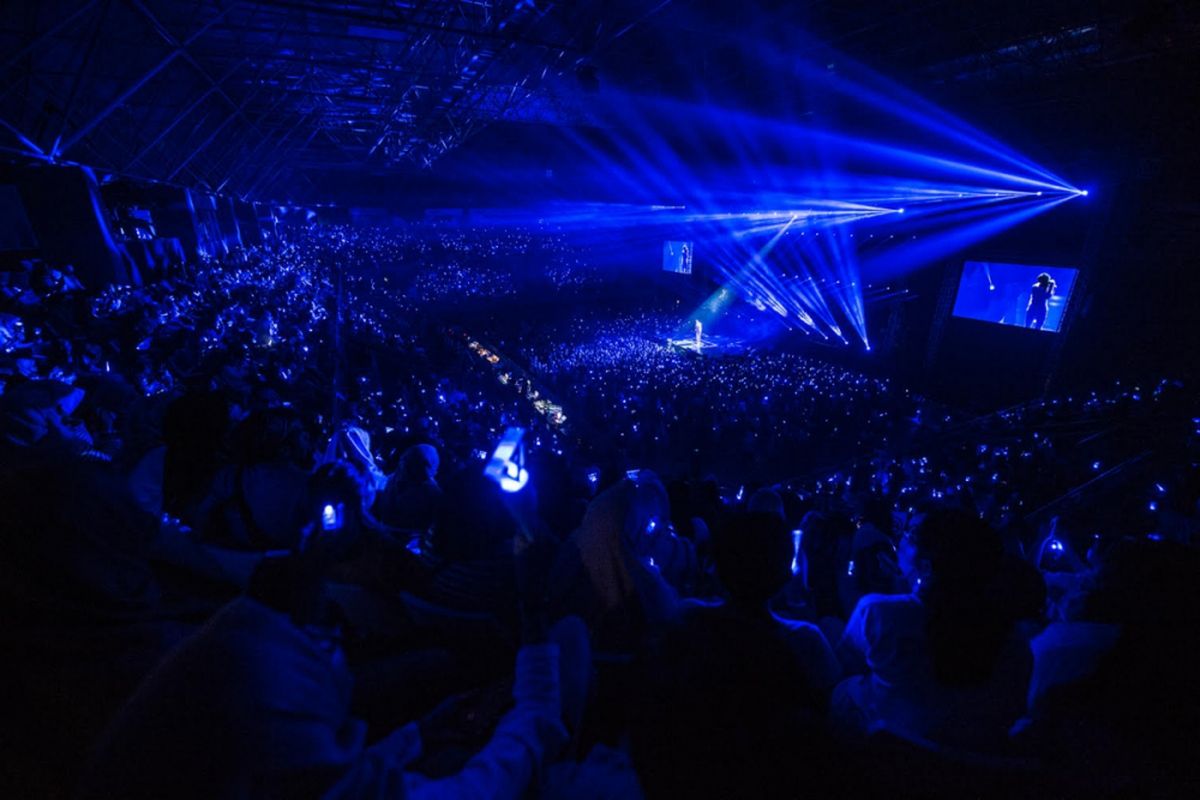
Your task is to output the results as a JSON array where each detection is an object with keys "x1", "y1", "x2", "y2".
[{"x1": 56, "y1": 1, "x2": 238, "y2": 157}]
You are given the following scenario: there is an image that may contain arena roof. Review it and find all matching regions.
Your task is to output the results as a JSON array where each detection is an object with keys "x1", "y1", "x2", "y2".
[{"x1": 2, "y1": 1, "x2": 1195, "y2": 201}]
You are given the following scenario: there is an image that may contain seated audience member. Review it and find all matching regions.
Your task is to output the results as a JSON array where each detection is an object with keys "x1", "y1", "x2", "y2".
[
  {"x1": 628, "y1": 612, "x2": 841, "y2": 800},
  {"x1": 376, "y1": 443, "x2": 442, "y2": 535},
  {"x1": 304, "y1": 460, "x2": 427, "y2": 602},
  {"x1": 1, "y1": 455, "x2": 189, "y2": 796},
  {"x1": 626, "y1": 470, "x2": 699, "y2": 593},
  {"x1": 747, "y1": 486, "x2": 785, "y2": 519},
  {"x1": 797, "y1": 510, "x2": 857, "y2": 638},
  {"x1": 62, "y1": 263, "x2": 86, "y2": 292},
  {"x1": 130, "y1": 391, "x2": 233, "y2": 520},
  {"x1": 199, "y1": 407, "x2": 312, "y2": 550},
  {"x1": 79, "y1": 515, "x2": 578, "y2": 800},
  {"x1": 996, "y1": 551, "x2": 1048, "y2": 641},
  {"x1": 5, "y1": 208, "x2": 1200, "y2": 800},
  {"x1": 1021, "y1": 539, "x2": 1200, "y2": 796},
  {"x1": 843, "y1": 502, "x2": 905, "y2": 611},
  {"x1": 684, "y1": 511, "x2": 842, "y2": 700},
  {"x1": 0, "y1": 378, "x2": 92, "y2": 451},
  {"x1": 403, "y1": 469, "x2": 531, "y2": 618},
  {"x1": 547, "y1": 477, "x2": 679, "y2": 654},
  {"x1": 1023, "y1": 556, "x2": 1118, "y2": 717},
  {"x1": 834, "y1": 509, "x2": 1032, "y2": 750},
  {"x1": 322, "y1": 425, "x2": 389, "y2": 505}
]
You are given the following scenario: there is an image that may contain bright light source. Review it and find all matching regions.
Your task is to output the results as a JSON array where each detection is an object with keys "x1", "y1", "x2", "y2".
[{"x1": 498, "y1": 465, "x2": 529, "y2": 493}]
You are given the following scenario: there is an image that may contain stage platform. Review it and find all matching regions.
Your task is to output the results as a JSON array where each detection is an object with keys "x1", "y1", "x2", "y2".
[{"x1": 666, "y1": 334, "x2": 750, "y2": 358}]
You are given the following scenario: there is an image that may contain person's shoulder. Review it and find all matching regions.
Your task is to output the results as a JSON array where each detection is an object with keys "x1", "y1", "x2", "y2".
[
  {"x1": 1031, "y1": 620, "x2": 1121, "y2": 651},
  {"x1": 679, "y1": 597, "x2": 722, "y2": 614},
  {"x1": 220, "y1": 595, "x2": 298, "y2": 635},
  {"x1": 772, "y1": 615, "x2": 831, "y2": 643},
  {"x1": 852, "y1": 523, "x2": 891, "y2": 549},
  {"x1": 856, "y1": 591, "x2": 918, "y2": 609},
  {"x1": 771, "y1": 613, "x2": 820, "y2": 632},
  {"x1": 847, "y1": 592, "x2": 920, "y2": 625}
]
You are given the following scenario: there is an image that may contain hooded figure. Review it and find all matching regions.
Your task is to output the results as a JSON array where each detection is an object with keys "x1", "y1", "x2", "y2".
[{"x1": 322, "y1": 426, "x2": 388, "y2": 505}]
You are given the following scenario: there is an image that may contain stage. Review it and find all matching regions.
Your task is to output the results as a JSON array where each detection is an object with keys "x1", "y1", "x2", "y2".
[{"x1": 666, "y1": 333, "x2": 751, "y2": 358}]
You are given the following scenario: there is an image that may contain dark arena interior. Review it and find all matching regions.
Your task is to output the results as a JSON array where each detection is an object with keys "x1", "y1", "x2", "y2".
[{"x1": 3, "y1": 1, "x2": 1200, "y2": 797}]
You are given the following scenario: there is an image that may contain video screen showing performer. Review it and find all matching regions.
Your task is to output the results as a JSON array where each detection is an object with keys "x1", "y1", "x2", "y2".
[
  {"x1": 662, "y1": 240, "x2": 694, "y2": 274},
  {"x1": 951, "y1": 261, "x2": 1078, "y2": 333}
]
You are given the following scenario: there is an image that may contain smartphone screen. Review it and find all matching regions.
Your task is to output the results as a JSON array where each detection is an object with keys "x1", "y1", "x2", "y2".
[{"x1": 321, "y1": 502, "x2": 343, "y2": 531}]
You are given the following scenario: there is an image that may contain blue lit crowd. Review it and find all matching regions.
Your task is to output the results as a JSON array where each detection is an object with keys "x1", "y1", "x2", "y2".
[
  {"x1": 2, "y1": 225, "x2": 1198, "y2": 799},
  {"x1": 506, "y1": 307, "x2": 904, "y2": 481}
]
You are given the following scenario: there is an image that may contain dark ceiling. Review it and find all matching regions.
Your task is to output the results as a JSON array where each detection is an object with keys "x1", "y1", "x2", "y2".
[{"x1": 2, "y1": 0, "x2": 1196, "y2": 202}]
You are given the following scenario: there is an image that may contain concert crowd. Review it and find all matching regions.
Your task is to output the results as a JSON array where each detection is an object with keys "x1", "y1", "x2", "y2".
[{"x1": 2, "y1": 225, "x2": 1198, "y2": 799}]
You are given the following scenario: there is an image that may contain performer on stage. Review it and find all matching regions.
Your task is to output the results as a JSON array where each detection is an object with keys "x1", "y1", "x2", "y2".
[
  {"x1": 694, "y1": 318, "x2": 702, "y2": 350},
  {"x1": 1026, "y1": 273, "x2": 1056, "y2": 330}
]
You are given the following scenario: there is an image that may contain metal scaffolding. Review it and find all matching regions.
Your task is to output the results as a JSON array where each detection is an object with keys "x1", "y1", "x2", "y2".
[
  {"x1": 3, "y1": 1, "x2": 1195, "y2": 201},
  {"x1": 0, "y1": 0, "x2": 616, "y2": 200}
]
